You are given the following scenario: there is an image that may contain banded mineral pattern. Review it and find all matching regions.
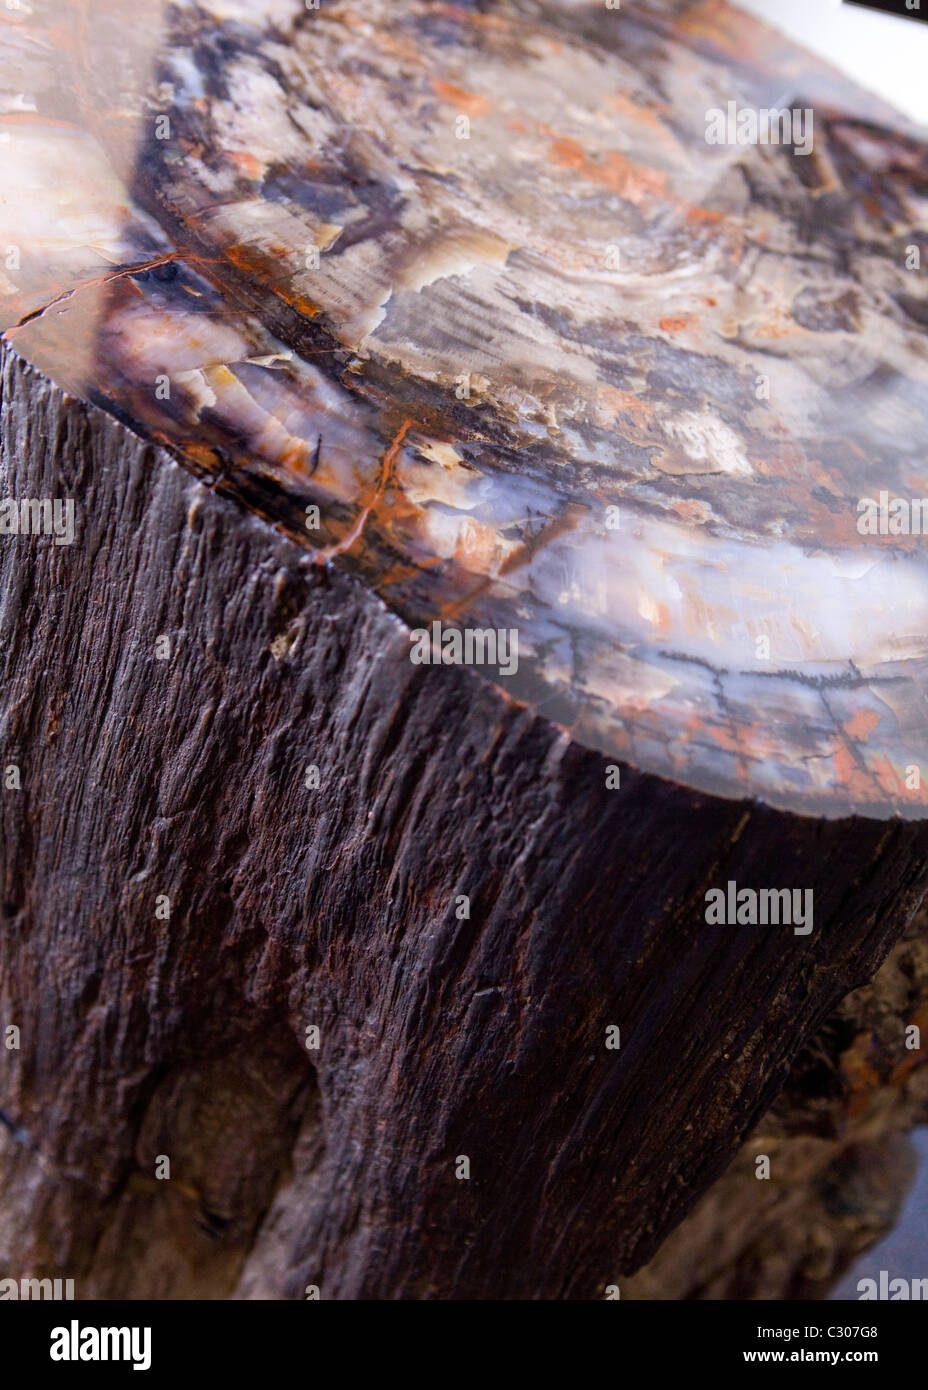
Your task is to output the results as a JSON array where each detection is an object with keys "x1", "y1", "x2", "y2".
[{"x1": 2, "y1": 0, "x2": 928, "y2": 816}]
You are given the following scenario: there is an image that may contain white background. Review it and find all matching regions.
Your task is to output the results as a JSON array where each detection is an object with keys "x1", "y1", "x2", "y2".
[{"x1": 729, "y1": 0, "x2": 928, "y2": 125}]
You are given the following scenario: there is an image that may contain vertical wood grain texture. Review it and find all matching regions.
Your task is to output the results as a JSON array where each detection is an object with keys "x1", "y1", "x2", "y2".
[{"x1": 1, "y1": 344, "x2": 927, "y2": 1298}]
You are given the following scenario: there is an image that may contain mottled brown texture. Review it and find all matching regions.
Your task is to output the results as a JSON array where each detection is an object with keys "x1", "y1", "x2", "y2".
[
  {"x1": 1, "y1": 341, "x2": 928, "y2": 1298},
  {"x1": 624, "y1": 904, "x2": 928, "y2": 1301}
]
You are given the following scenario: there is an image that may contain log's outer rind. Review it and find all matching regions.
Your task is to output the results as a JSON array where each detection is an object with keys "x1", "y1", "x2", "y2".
[
  {"x1": 623, "y1": 901, "x2": 928, "y2": 1300},
  {"x1": 1, "y1": 341, "x2": 928, "y2": 1298}
]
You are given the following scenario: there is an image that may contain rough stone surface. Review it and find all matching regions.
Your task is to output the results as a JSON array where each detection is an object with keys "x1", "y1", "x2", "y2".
[
  {"x1": 624, "y1": 903, "x2": 928, "y2": 1300},
  {"x1": 1, "y1": 343, "x2": 928, "y2": 1298}
]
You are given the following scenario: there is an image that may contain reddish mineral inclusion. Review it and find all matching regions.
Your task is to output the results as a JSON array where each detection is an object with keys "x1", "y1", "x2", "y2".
[{"x1": 2, "y1": 0, "x2": 927, "y2": 817}]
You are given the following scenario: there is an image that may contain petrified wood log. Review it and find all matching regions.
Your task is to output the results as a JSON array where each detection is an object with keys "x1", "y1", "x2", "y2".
[{"x1": 0, "y1": 0, "x2": 927, "y2": 1300}]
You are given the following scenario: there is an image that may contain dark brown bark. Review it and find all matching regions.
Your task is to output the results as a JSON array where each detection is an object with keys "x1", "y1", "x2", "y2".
[
  {"x1": 1, "y1": 341, "x2": 927, "y2": 1299},
  {"x1": 625, "y1": 902, "x2": 928, "y2": 1301}
]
